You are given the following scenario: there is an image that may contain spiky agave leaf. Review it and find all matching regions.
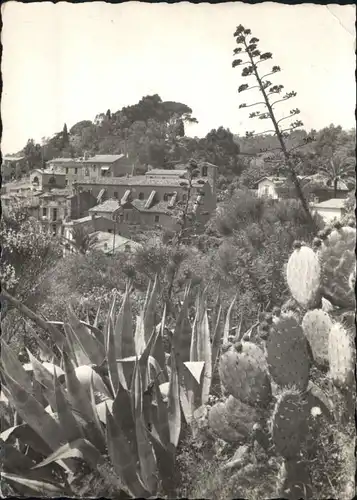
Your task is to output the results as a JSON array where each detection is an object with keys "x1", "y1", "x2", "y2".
[
  {"x1": 195, "y1": 307, "x2": 212, "y2": 404},
  {"x1": 177, "y1": 358, "x2": 205, "y2": 425},
  {"x1": 54, "y1": 371, "x2": 84, "y2": 443},
  {"x1": 1, "y1": 340, "x2": 32, "y2": 392},
  {"x1": 67, "y1": 305, "x2": 106, "y2": 366},
  {"x1": 151, "y1": 303, "x2": 168, "y2": 378},
  {"x1": 63, "y1": 323, "x2": 88, "y2": 366},
  {"x1": 114, "y1": 283, "x2": 135, "y2": 359},
  {"x1": 223, "y1": 294, "x2": 237, "y2": 344},
  {"x1": 106, "y1": 405, "x2": 149, "y2": 498},
  {"x1": 1, "y1": 472, "x2": 71, "y2": 497},
  {"x1": 106, "y1": 314, "x2": 120, "y2": 394},
  {"x1": 0, "y1": 370, "x2": 64, "y2": 452},
  {"x1": 172, "y1": 284, "x2": 192, "y2": 362},
  {"x1": 143, "y1": 275, "x2": 159, "y2": 345},
  {"x1": 167, "y1": 350, "x2": 181, "y2": 448},
  {"x1": 133, "y1": 360, "x2": 158, "y2": 494}
]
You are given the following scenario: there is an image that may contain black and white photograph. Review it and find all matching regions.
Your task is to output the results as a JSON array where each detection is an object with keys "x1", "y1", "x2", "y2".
[{"x1": 1, "y1": 2, "x2": 356, "y2": 499}]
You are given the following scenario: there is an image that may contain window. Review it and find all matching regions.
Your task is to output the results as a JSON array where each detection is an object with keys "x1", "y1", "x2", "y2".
[
  {"x1": 53, "y1": 208, "x2": 57, "y2": 221},
  {"x1": 163, "y1": 193, "x2": 169, "y2": 201},
  {"x1": 92, "y1": 165, "x2": 96, "y2": 171},
  {"x1": 65, "y1": 167, "x2": 69, "y2": 174},
  {"x1": 85, "y1": 168, "x2": 89, "y2": 177},
  {"x1": 154, "y1": 215, "x2": 160, "y2": 223},
  {"x1": 52, "y1": 224, "x2": 57, "y2": 236},
  {"x1": 32, "y1": 176, "x2": 39, "y2": 185},
  {"x1": 202, "y1": 166, "x2": 208, "y2": 177},
  {"x1": 138, "y1": 192, "x2": 145, "y2": 200},
  {"x1": 125, "y1": 244, "x2": 131, "y2": 252},
  {"x1": 114, "y1": 191, "x2": 118, "y2": 199},
  {"x1": 75, "y1": 168, "x2": 78, "y2": 175},
  {"x1": 125, "y1": 212, "x2": 129, "y2": 221},
  {"x1": 42, "y1": 207, "x2": 47, "y2": 217},
  {"x1": 48, "y1": 176, "x2": 56, "y2": 185},
  {"x1": 263, "y1": 186, "x2": 269, "y2": 196}
]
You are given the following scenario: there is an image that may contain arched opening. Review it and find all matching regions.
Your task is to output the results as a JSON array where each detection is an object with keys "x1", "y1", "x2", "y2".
[{"x1": 32, "y1": 176, "x2": 39, "y2": 185}]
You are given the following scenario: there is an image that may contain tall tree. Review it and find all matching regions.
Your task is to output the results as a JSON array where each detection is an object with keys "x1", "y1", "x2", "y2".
[{"x1": 318, "y1": 151, "x2": 356, "y2": 198}]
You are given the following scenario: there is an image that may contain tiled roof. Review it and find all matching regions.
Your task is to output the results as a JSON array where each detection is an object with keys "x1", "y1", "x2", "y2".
[
  {"x1": 3, "y1": 156, "x2": 25, "y2": 162},
  {"x1": 74, "y1": 176, "x2": 207, "y2": 188},
  {"x1": 88, "y1": 198, "x2": 121, "y2": 213},
  {"x1": 83, "y1": 154, "x2": 125, "y2": 164},
  {"x1": 47, "y1": 158, "x2": 77, "y2": 163},
  {"x1": 312, "y1": 198, "x2": 347, "y2": 209},
  {"x1": 33, "y1": 169, "x2": 66, "y2": 175},
  {"x1": 92, "y1": 231, "x2": 142, "y2": 254},
  {"x1": 131, "y1": 199, "x2": 172, "y2": 214},
  {"x1": 39, "y1": 188, "x2": 72, "y2": 198},
  {"x1": 145, "y1": 169, "x2": 187, "y2": 177}
]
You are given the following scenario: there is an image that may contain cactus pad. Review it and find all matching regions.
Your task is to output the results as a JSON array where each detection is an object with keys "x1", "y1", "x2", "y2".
[
  {"x1": 219, "y1": 343, "x2": 272, "y2": 407},
  {"x1": 270, "y1": 389, "x2": 309, "y2": 459},
  {"x1": 328, "y1": 322, "x2": 355, "y2": 389},
  {"x1": 286, "y1": 245, "x2": 321, "y2": 309},
  {"x1": 207, "y1": 401, "x2": 246, "y2": 443},
  {"x1": 277, "y1": 458, "x2": 313, "y2": 500},
  {"x1": 266, "y1": 316, "x2": 311, "y2": 391},
  {"x1": 225, "y1": 395, "x2": 266, "y2": 437},
  {"x1": 301, "y1": 309, "x2": 333, "y2": 367},
  {"x1": 319, "y1": 226, "x2": 356, "y2": 308}
]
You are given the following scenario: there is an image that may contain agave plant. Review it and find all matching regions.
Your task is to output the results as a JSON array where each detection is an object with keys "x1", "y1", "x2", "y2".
[{"x1": 0, "y1": 277, "x2": 234, "y2": 498}]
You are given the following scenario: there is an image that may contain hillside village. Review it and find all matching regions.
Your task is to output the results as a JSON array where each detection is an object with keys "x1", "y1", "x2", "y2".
[{"x1": 1, "y1": 137, "x2": 354, "y2": 256}]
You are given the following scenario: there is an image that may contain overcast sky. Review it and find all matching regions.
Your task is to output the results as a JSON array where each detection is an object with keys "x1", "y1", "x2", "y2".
[{"x1": 1, "y1": 1, "x2": 356, "y2": 154}]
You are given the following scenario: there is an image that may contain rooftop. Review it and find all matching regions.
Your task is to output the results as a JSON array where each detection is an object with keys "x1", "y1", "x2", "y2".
[
  {"x1": 312, "y1": 198, "x2": 347, "y2": 209},
  {"x1": 47, "y1": 158, "x2": 77, "y2": 164},
  {"x1": 145, "y1": 169, "x2": 187, "y2": 177},
  {"x1": 39, "y1": 188, "x2": 72, "y2": 198},
  {"x1": 88, "y1": 198, "x2": 121, "y2": 213},
  {"x1": 92, "y1": 231, "x2": 142, "y2": 254},
  {"x1": 131, "y1": 199, "x2": 173, "y2": 214},
  {"x1": 32, "y1": 169, "x2": 66, "y2": 176},
  {"x1": 3, "y1": 156, "x2": 25, "y2": 162},
  {"x1": 83, "y1": 154, "x2": 125, "y2": 164},
  {"x1": 74, "y1": 175, "x2": 207, "y2": 188}
]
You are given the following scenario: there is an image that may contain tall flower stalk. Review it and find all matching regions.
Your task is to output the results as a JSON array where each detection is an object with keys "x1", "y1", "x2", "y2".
[{"x1": 232, "y1": 24, "x2": 316, "y2": 231}]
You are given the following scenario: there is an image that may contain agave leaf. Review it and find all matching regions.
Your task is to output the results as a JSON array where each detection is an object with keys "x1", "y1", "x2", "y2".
[
  {"x1": 96, "y1": 398, "x2": 113, "y2": 424},
  {"x1": 235, "y1": 314, "x2": 244, "y2": 341},
  {"x1": 89, "y1": 371, "x2": 106, "y2": 442},
  {"x1": 135, "y1": 313, "x2": 146, "y2": 356},
  {"x1": 26, "y1": 351, "x2": 58, "y2": 409},
  {"x1": 115, "y1": 284, "x2": 135, "y2": 359},
  {"x1": 152, "y1": 378, "x2": 170, "y2": 446},
  {"x1": 32, "y1": 438, "x2": 103, "y2": 470},
  {"x1": 67, "y1": 305, "x2": 105, "y2": 366},
  {"x1": 196, "y1": 309, "x2": 212, "y2": 404},
  {"x1": 24, "y1": 322, "x2": 54, "y2": 362},
  {"x1": 54, "y1": 371, "x2": 84, "y2": 443},
  {"x1": 1, "y1": 472, "x2": 70, "y2": 496},
  {"x1": 63, "y1": 323, "x2": 87, "y2": 366},
  {"x1": 62, "y1": 352, "x2": 98, "y2": 426},
  {"x1": 112, "y1": 383, "x2": 138, "y2": 462},
  {"x1": 173, "y1": 288, "x2": 192, "y2": 362},
  {"x1": 106, "y1": 315, "x2": 120, "y2": 395},
  {"x1": 1, "y1": 438, "x2": 36, "y2": 471},
  {"x1": 133, "y1": 363, "x2": 157, "y2": 494},
  {"x1": 223, "y1": 294, "x2": 237, "y2": 344},
  {"x1": 1, "y1": 370, "x2": 64, "y2": 451},
  {"x1": 211, "y1": 305, "x2": 223, "y2": 369},
  {"x1": 151, "y1": 304, "x2": 168, "y2": 378},
  {"x1": 82, "y1": 322, "x2": 105, "y2": 346},
  {"x1": 93, "y1": 301, "x2": 102, "y2": 328},
  {"x1": 1, "y1": 422, "x2": 51, "y2": 456},
  {"x1": 106, "y1": 405, "x2": 149, "y2": 498},
  {"x1": 146, "y1": 430, "x2": 176, "y2": 495},
  {"x1": 143, "y1": 275, "x2": 159, "y2": 344},
  {"x1": 0, "y1": 340, "x2": 32, "y2": 392},
  {"x1": 139, "y1": 324, "x2": 160, "y2": 390},
  {"x1": 178, "y1": 360, "x2": 205, "y2": 424},
  {"x1": 167, "y1": 351, "x2": 181, "y2": 448}
]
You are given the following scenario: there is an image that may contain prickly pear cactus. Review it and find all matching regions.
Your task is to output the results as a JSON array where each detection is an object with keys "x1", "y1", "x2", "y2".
[
  {"x1": 219, "y1": 341, "x2": 272, "y2": 407},
  {"x1": 207, "y1": 400, "x2": 246, "y2": 443},
  {"x1": 225, "y1": 395, "x2": 266, "y2": 436},
  {"x1": 266, "y1": 316, "x2": 311, "y2": 391},
  {"x1": 317, "y1": 225, "x2": 356, "y2": 309},
  {"x1": 286, "y1": 243, "x2": 321, "y2": 309},
  {"x1": 270, "y1": 389, "x2": 309, "y2": 459},
  {"x1": 277, "y1": 458, "x2": 313, "y2": 500},
  {"x1": 328, "y1": 322, "x2": 355, "y2": 389},
  {"x1": 301, "y1": 309, "x2": 333, "y2": 368}
]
